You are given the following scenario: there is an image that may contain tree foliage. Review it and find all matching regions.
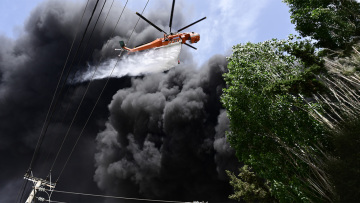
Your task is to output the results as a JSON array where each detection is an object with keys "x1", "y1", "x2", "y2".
[
  {"x1": 327, "y1": 117, "x2": 360, "y2": 202},
  {"x1": 223, "y1": 1, "x2": 360, "y2": 201},
  {"x1": 316, "y1": 49, "x2": 360, "y2": 202},
  {"x1": 226, "y1": 165, "x2": 276, "y2": 202},
  {"x1": 283, "y1": 0, "x2": 360, "y2": 50},
  {"x1": 222, "y1": 37, "x2": 333, "y2": 202}
]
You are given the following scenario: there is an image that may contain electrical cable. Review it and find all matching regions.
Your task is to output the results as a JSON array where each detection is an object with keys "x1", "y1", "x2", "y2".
[
  {"x1": 48, "y1": 0, "x2": 106, "y2": 173},
  {"x1": 60, "y1": 0, "x2": 115, "y2": 107},
  {"x1": 30, "y1": 0, "x2": 101, "y2": 175},
  {"x1": 54, "y1": 0, "x2": 130, "y2": 181},
  {"x1": 74, "y1": 0, "x2": 108, "y2": 72},
  {"x1": 26, "y1": 0, "x2": 91, "y2": 175},
  {"x1": 44, "y1": 189, "x2": 187, "y2": 203},
  {"x1": 36, "y1": 196, "x2": 67, "y2": 203},
  {"x1": 44, "y1": 0, "x2": 107, "y2": 172},
  {"x1": 47, "y1": 200, "x2": 67, "y2": 203},
  {"x1": 42, "y1": 0, "x2": 115, "y2": 168},
  {"x1": 19, "y1": 2, "x2": 91, "y2": 202},
  {"x1": 20, "y1": 0, "x2": 118, "y2": 202},
  {"x1": 21, "y1": 0, "x2": 98, "y2": 201},
  {"x1": 21, "y1": 1, "x2": 149, "y2": 202},
  {"x1": 16, "y1": 179, "x2": 27, "y2": 203},
  {"x1": 55, "y1": 0, "x2": 147, "y2": 183}
]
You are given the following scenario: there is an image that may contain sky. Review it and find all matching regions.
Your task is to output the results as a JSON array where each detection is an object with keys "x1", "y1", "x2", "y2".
[
  {"x1": 0, "y1": 0, "x2": 298, "y2": 202},
  {"x1": 0, "y1": 0, "x2": 296, "y2": 66}
]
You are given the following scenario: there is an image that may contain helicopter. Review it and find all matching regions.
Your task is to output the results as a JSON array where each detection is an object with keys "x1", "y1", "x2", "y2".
[{"x1": 118, "y1": 0, "x2": 206, "y2": 53}]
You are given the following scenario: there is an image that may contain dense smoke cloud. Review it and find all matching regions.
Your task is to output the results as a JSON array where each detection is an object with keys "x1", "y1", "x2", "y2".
[
  {"x1": 0, "y1": 0, "x2": 237, "y2": 202},
  {"x1": 0, "y1": 0, "x2": 166, "y2": 201},
  {"x1": 94, "y1": 55, "x2": 238, "y2": 201}
]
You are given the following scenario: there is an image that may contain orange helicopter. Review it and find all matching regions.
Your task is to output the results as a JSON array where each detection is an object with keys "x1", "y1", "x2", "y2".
[{"x1": 118, "y1": 0, "x2": 206, "y2": 52}]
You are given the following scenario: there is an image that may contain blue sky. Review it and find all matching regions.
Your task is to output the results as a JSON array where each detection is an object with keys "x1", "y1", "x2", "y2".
[{"x1": 0, "y1": 0, "x2": 296, "y2": 65}]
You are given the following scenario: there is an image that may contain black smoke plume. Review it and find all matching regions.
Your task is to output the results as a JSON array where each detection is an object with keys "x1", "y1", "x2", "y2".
[
  {"x1": 0, "y1": 0, "x2": 237, "y2": 202},
  {"x1": 94, "y1": 55, "x2": 238, "y2": 202}
]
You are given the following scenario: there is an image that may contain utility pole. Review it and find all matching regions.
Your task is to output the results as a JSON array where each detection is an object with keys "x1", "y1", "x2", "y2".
[{"x1": 24, "y1": 173, "x2": 56, "y2": 203}]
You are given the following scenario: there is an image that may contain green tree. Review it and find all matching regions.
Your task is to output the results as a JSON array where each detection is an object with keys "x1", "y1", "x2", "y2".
[
  {"x1": 226, "y1": 165, "x2": 276, "y2": 202},
  {"x1": 327, "y1": 117, "x2": 360, "y2": 202},
  {"x1": 315, "y1": 49, "x2": 360, "y2": 202},
  {"x1": 222, "y1": 37, "x2": 334, "y2": 202},
  {"x1": 283, "y1": 0, "x2": 360, "y2": 50}
]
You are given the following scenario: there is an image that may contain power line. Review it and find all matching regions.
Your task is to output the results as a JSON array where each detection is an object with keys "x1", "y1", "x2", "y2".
[
  {"x1": 21, "y1": 0, "x2": 99, "y2": 201},
  {"x1": 30, "y1": 0, "x2": 101, "y2": 174},
  {"x1": 26, "y1": 0, "x2": 91, "y2": 175},
  {"x1": 55, "y1": 0, "x2": 129, "y2": 182},
  {"x1": 75, "y1": 0, "x2": 108, "y2": 72},
  {"x1": 20, "y1": 2, "x2": 91, "y2": 203},
  {"x1": 20, "y1": 0, "x2": 138, "y2": 202},
  {"x1": 61, "y1": 0, "x2": 115, "y2": 104},
  {"x1": 55, "y1": 0, "x2": 148, "y2": 183},
  {"x1": 48, "y1": 0, "x2": 121, "y2": 176},
  {"x1": 23, "y1": 1, "x2": 153, "y2": 203},
  {"x1": 42, "y1": 0, "x2": 116, "y2": 169},
  {"x1": 48, "y1": 0, "x2": 104, "y2": 174},
  {"x1": 44, "y1": 189, "x2": 189, "y2": 203},
  {"x1": 37, "y1": 199, "x2": 67, "y2": 203},
  {"x1": 16, "y1": 179, "x2": 27, "y2": 203}
]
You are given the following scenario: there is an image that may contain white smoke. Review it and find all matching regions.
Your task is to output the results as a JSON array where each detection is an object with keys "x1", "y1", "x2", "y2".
[{"x1": 78, "y1": 43, "x2": 182, "y2": 82}]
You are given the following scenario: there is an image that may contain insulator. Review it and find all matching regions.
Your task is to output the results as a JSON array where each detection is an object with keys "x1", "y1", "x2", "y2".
[
  {"x1": 38, "y1": 187, "x2": 46, "y2": 192},
  {"x1": 37, "y1": 196, "x2": 45, "y2": 202}
]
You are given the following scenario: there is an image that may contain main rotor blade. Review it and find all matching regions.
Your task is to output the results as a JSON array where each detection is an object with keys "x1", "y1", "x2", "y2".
[
  {"x1": 184, "y1": 43, "x2": 197, "y2": 50},
  {"x1": 169, "y1": 0, "x2": 175, "y2": 33},
  {"x1": 136, "y1": 12, "x2": 167, "y2": 34},
  {"x1": 177, "y1": 17, "x2": 206, "y2": 32}
]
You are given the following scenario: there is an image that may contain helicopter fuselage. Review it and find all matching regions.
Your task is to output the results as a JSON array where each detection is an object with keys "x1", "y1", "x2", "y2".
[{"x1": 121, "y1": 32, "x2": 200, "y2": 52}]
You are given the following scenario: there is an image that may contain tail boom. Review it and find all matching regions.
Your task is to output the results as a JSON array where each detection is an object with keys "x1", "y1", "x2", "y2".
[{"x1": 119, "y1": 41, "x2": 133, "y2": 52}]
